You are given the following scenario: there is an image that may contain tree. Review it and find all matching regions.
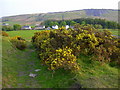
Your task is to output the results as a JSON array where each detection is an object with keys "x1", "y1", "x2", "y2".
[
  {"x1": 81, "y1": 21, "x2": 86, "y2": 25},
  {"x1": 60, "y1": 21, "x2": 66, "y2": 27},
  {"x1": 54, "y1": 21, "x2": 59, "y2": 26},
  {"x1": 13, "y1": 24, "x2": 21, "y2": 30},
  {"x1": 2, "y1": 26, "x2": 13, "y2": 31},
  {"x1": 49, "y1": 21, "x2": 54, "y2": 27},
  {"x1": 94, "y1": 24, "x2": 103, "y2": 29},
  {"x1": 70, "y1": 21, "x2": 76, "y2": 26}
]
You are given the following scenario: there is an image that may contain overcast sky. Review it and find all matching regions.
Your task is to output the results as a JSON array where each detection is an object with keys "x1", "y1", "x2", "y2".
[{"x1": 0, "y1": 0, "x2": 119, "y2": 17}]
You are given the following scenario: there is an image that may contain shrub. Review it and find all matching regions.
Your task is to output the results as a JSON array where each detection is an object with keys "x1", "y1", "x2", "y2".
[
  {"x1": 32, "y1": 30, "x2": 50, "y2": 48},
  {"x1": 1, "y1": 31, "x2": 9, "y2": 37},
  {"x1": 10, "y1": 36, "x2": 27, "y2": 50},
  {"x1": 2, "y1": 26, "x2": 13, "y2": 31},
  {"x1": 32, "y1": 24, "x2": 120, "y2": 71},
  {"x1": 44, "y1": 46, "x2": 79, "y2": 71}
]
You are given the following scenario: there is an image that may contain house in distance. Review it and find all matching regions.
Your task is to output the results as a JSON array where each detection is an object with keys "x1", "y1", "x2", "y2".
[
  {"x1": 34, "y1": 25, "x2": 45, "y2": 30},
  {"x1": 2, "y1": 23, "x2": 9, "y2": 26},
  {"x1": 65, "y1": 25, "x2": 69, "y2": 29},
  {"x1": 21, "y1": 26, "x2": 32, "y2": 30},
  {"x1": 52, "y1": 25, "x2": 58, "y2": 29}
]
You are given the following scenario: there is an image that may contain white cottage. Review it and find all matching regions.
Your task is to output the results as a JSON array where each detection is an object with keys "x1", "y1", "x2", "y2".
[
  {"x1": 34, "y1": 25, "x2": 45, "y2": 30},
  {"x1": 52, "y1": 25, "x2": 58, "y2": 29},
  {"x1": 2, "y1": 23, "x2": 9, "y2": 26},
  {"x1": 70, "y1": 26, "x2": 74, "y2": 29},
  {"x1": 21, "y1": 26, "x2": 32, "y2": 30},
  {"x1": 65, "y1": 25, "x2": 69, "y2": 29},
  {"x1": 46, "y1": 27, "x2": 51, "y2": 30}
]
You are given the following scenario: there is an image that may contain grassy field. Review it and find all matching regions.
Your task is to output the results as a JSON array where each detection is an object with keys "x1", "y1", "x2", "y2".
[
  {"x1": 98, "y1": 29, "x2": 119, "y2": 36},
  {"x1": 7, "y1": 30, "x2": 43, "y2": 40},
  {"x1": 7, "y1": 29, "x2": 119, "y2": 39},
  {"x1": 2, "y1": 30, "x2": 119, "y2": 88}
]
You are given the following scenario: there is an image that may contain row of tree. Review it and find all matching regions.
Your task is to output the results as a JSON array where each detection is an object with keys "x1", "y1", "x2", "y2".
[
  {"x1": 44, "y1": 18, "x2": 120, "y2": 29},
  {"x1": 2, "y1": 24, "x2": 22, "y2": 31},
  {"x1": 2, "y1": 18, "x2": 120, "y2": 31}
]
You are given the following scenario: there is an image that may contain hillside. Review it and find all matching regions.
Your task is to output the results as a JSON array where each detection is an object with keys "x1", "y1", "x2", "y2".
[
  {"x1": 2, "y1": 9, "x2": 119, "y2": 25},
  {"x1": 2, "y1": 30, "x2": 119, "y2": 88}
]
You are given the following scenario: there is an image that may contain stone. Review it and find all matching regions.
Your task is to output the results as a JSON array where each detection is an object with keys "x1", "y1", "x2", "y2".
[
  {"x1": 29, "y1": 73, "x2": 37, "y2": 77},
  {"x1": 35, "y1": 69, "x2": 41, "y2": 72}
]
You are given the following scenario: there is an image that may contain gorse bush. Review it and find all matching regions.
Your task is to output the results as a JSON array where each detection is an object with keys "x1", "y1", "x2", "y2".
[
  {"x1": 1, "y1": 31, "x2": 9, "y2": 37},
  {"x1": 32, "y1": 24, "x2": 120, "y2": 71},
  {"x1": 10, "y1": 36, "x2": 27, "y2": 50},
  {"x1": 44, "y1": 46, "x2": 79, "y2": 70}
]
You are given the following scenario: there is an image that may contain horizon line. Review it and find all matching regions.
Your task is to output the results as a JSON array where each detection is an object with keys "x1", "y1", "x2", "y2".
[{"x1": 1, "y1": 8, "x2": 119, "y2": 18}]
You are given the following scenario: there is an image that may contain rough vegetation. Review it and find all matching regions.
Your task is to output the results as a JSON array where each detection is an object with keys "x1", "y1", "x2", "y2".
[
  {"x1": 10, "y1": 36, "x2": 27, "y2": 50},
  {"x1": 0, "y1": 31, "x2": 9, "y2": 37},
  {"x1": 32, "y1": 24, "x2": 120, "y2": 72},
  {"x1": 2, "y1": 29, "x2": 119, "y2": 88}
]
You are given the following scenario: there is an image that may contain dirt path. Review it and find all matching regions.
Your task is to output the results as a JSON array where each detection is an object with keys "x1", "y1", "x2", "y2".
[{"x1": 16, "y1": 44, "x2": 41, "y2": 88}]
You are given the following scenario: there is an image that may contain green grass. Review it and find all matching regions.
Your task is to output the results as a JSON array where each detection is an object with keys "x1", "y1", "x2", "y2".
[
  {"x1": 76, "y1": 55, "x2": 119, "y2": 88},
  {"x1": 2, "y1": 30, "x2": 119, "y2": 88},
  {"x1": 98, "y1": 29, "x2": 120, "y2": 36},
  {"x1": 108, "y1": 29, "x2": 120, "y2": 36},
  {"x1": 7, "y1": 30, "x2": 45, "y2": 40},
  {"x1": 2, "y1": 36, "x2": 75, "y2": 88}
]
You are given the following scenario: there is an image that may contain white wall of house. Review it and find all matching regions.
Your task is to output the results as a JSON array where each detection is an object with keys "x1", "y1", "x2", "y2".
[
  {"x1": 2, "y1": 23, "x2": 9, "y2": 26},
  {"x1": 52, "y1": 25, "x2": 58, "y2": 29},
  {"x1": 21, "y1": 26, "x2": 32, "y2": 30},
  {"x1": 34, "y1": 25, "x2": 45, "y2": 30},
  {"x1": 70, "y1": 26, "x2": 74, "y2": 29},
  {"x1": 65, "y1": 25, "x2": 69, "y2": 29}
]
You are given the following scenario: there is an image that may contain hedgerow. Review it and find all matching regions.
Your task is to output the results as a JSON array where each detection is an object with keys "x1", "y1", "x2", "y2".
[{"x1": 32, "y1": 24, "x2": 120, "y2": 71}]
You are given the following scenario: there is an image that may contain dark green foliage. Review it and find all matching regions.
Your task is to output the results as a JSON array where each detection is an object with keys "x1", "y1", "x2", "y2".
[
  {"x1": 70, "y1": 21, "x2": 77, "y2": 26},
  {"x1": 94, "y1": 24, "x2": 103, "y2": 29},
  {"x1": 13, "y1": 24, "x2": 21, "y2": 30},
  {"x1": 44, "y1": 18, "x2": 120, "y2": 29},
  {"x1": 2, "y1": 26, "x2": 13, "y2": 31},
  {"x1": 59, "y1": 21, "x2": 67, "y2": 27}
]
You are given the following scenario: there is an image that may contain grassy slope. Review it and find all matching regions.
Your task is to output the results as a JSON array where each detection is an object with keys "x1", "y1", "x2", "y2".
[
  {"x1": 76, "y1": 55, "x2": 118, "y2": 88},
  {"x1": 2, "y1": 30, "x2": 119, "y2": 88},
  {"x1": 2, "y1": 9, "x2": 118, "y2": 25},
  {"x1": 2, "y1": 32, "x2": 75, "y2": 88}
]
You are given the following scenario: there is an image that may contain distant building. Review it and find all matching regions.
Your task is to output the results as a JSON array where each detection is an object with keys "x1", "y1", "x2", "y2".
[
  {"x1": 52, "y1": 25, "x2": 58, "y2": 29},
  {"x1": 70, "y1": 26, "x2": 74, "y2": 29},
  {"x1": 46, "y1": 27, "x2": 51, "y2": 30},
  {"x1": 34, "y1": 25, "x2": 45, "y2": 30},
  {"x1": 2, "y1": 23, "x2": 9, "y2": 26},
  {"x1": 21, "y1": 26, "x2": 32, "y2": 30},
  {"x1": 65, "y1": 25, "x2": 69, "y2": 29}
]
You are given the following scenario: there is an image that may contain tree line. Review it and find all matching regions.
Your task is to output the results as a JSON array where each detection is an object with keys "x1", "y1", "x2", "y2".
[
  {"x1": 2, "y1": 18, "x2": 120, "y2": 31},
  {"x1": 44, "y1": 18, "x2": 120, "y2": 29},
  {"x1": 2, "y1": 24, "x2": 22, "y2": 31}
]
